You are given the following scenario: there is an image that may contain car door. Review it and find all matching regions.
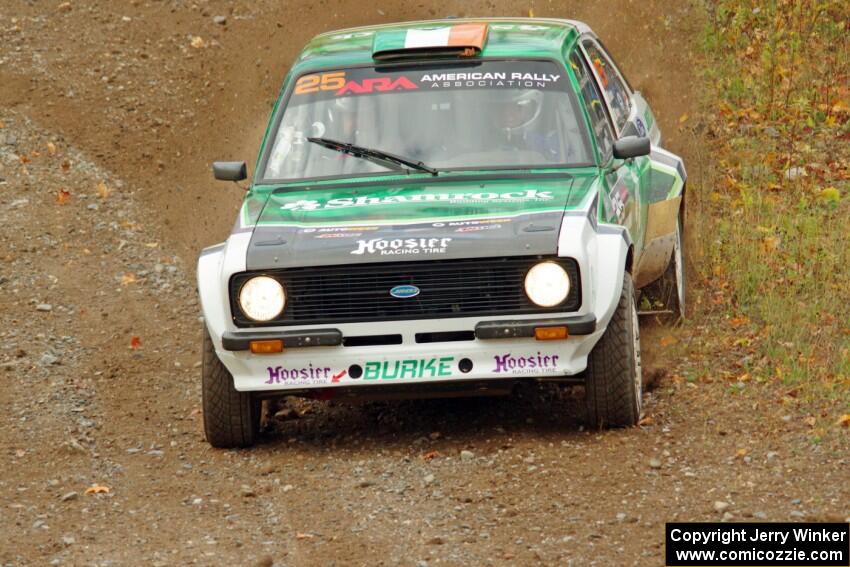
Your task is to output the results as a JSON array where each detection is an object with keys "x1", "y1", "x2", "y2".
[
  {"x1": 568, "y1": 47, "x2": 643, "y2": 252},
  {"x1": 580, "y1": 37, "x2": 687, "y2": 288}
]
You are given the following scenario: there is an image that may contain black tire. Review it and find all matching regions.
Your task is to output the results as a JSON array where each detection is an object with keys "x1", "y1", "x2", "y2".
[
  {"x1": 643, "y1": 208, "x2": 686, "y2": 322},
  {"x1": 584, "y1": 271, "x2": 642, "y2": 428},
  {"x1": 202, "y1": 327, "x2": 260, "y2": 448}
]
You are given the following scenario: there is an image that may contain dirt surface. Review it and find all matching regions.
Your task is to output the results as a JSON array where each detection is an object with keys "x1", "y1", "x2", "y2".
[{"x1": 1, "y1": 2, "x2": 847, "y2": 566}]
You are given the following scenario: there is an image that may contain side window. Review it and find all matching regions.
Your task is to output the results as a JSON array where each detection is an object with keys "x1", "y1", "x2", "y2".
[
  {"x1": 569, "y1": 50, "x2": 615, "y2": 161},
  {"x1": 582, "y1": 40, "x2": 632, "y2": 133}
]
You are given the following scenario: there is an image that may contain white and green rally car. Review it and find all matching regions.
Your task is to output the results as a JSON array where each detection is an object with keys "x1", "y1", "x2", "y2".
[{"x1": 198, "y1": 19, "x2": 686, "y2": 447}]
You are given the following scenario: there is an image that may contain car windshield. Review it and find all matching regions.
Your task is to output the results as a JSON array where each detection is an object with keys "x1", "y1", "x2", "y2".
[{"x1": 261, "y1": 60, "x2": 593, "y2": 182}]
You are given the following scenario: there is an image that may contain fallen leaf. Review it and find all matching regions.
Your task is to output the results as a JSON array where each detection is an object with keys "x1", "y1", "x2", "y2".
[
  {"x1": 735, "y1": 448, "x2": 748, "y2": 458},
  {"x1": 15, "y1": 449, "x2": 25, "y2": 458},
  {"x1": 61, "y1": 159, "x2": 71, "y2": 172},
  {"x1": 659, "y1": 336, "x2": 677, "y2": 347},
  {"x1": 144, "y1": 242, "x2": 159, "y2": 248},
  {"x1": 19, "y1": 155, "x2": 31, "y2": 164},
  {"x1": 190, "y1": 36, "x2": 205, "y2": 49},
  {"x1": 57, "y1": 189, "x2": 71, "y2": 204},
  {"x1": 0, "y1": 121, "x2": 4, "y2": 129},
  {"x1": 837, "y1": 414, "x2": 850, "y2": 428},
  {"x1": 120, "y1": 273, "x2": 137, "y2": 286},
  {"x1": 130, "y1": 336, "x2": 142, "y2": 349},
  {"x1": 762, "y1": 235, "x2": 781, "y2": 252},
  {"x1": 638, "y1": 416, "x2": 655, "y2": 426},
  {"x1": 804, "y1": 416, "x2": 816, "y2": 428},
  {"x1": 85, "y1": 485, "x2": 110, "y2": 495},
  {"x1": 97, "y1": 180, "x2": 111, "y2": 199},
  {"x1": 678, "y1": 113, "x2": 689, "y2": 123},
  {"x1": 730, "y1": 316, "x2": 750, "y2": 327},
  {"x1": 818, "y1": 187, "x2": 840, "y2": 203},
  {"x1": 421, "y1": 450, "x2": 440, "y2": 460},
  {"x1": 47, "y1": 142, "x2": 57, "y2": 155},
  {"x1": 295, "y1": 532, "x2": 314, "y2": 540}
]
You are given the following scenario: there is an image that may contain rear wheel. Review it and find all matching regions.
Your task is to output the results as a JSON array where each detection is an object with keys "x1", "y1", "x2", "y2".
[
  {"x1": 644, "y1": 208, "x2": 686, "y2": 322},
  {"x1": 202, "y1": 328, "x2": 260, "y2": 448},
  {"x1": 584, "y1": 271, "x2": 642, "y2": 428}
]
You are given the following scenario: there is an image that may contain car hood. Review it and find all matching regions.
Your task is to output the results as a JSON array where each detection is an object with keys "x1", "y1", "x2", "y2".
[{"x1": 245, "y1": 176, "x2": 579, "y2": 269}]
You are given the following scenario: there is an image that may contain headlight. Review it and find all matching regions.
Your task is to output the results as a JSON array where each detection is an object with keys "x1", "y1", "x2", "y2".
[
  {"x1": 524, "y1": 262, "x2": 570, "y2": 307},
  {"x1": 238, "y1": 276, "x2": 285, "y2": 321}
]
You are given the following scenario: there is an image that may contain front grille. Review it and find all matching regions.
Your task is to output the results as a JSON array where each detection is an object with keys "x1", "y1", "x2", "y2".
[{"x1": 230, "y1": 256, "x2": 581, "y2": 327}]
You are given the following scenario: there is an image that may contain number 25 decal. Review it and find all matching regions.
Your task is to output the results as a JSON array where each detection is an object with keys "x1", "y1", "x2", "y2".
[{"x1": 294, "y1": 72, "x2": 345, "y2": 95}]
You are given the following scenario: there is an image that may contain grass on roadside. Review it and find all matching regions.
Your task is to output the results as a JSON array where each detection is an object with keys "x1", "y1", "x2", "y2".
[{"x1": 684, "y1": 0, "x2": 849, "y2": 417}]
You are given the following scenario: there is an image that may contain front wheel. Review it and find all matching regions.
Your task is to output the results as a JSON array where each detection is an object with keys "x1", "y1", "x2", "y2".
[
  {"x1": 584, "y1": 271, "x2": 642, "y2": 428},
  {"x1": 202, "y1": 328, "x2": 260, "y2": 448}
]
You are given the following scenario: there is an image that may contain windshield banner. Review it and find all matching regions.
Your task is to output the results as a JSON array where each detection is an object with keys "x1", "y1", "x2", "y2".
[{"x1": 290, "y1": 61, "x2": 566, "y2": 106}]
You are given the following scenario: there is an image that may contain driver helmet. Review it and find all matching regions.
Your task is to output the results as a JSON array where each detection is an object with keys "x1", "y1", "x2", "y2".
[{"x1": 497, "y1": 89, "x2": 544, "y2": 137}]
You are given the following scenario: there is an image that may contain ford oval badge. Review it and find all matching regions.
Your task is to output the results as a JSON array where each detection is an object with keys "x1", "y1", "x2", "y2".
[{"x1": 390, "y1": 285, "x2": 420, "y2": 299}]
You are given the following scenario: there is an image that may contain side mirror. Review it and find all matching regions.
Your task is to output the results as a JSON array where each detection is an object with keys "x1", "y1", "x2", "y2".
[
  {"x1": 613, "y1": 136, "x2": 651, "y2": 160},
  {"x1": 213, "y1": 161, "x2": 247, "y2": 182}
]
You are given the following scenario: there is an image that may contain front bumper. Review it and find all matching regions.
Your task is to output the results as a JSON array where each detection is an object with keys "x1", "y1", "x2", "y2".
[
  {"x1": 215, "y1": 315, "x2": 603, "y2": 393},
  {"x1": 220, "y1": 314, "x2": 596, "y2": 351}
]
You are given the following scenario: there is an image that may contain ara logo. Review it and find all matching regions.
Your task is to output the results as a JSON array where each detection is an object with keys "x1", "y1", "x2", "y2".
[
  {"x1": 389, "y1": 285, "x2": 420, "y2": 299},
  {"x1": 336, "y1": 77, "x2": 418, "y2": 96}
]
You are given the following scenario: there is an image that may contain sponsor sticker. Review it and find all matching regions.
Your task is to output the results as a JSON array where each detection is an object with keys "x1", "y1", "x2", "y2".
[
  {"x1": 420, "y1": 71, "x2": 561, "y2": 90},
  {"x1": 635, "y1": 117, "x2": 647, "y2": 137},
  {"x1": 610, "y1": 183, "x2": 630, "y2": 221},
  {"x1": 363, "y1": 357, "x2": 454, "y2": 380},
  {"x1": 455, "y1": 223, "x2": 502, "y2": 233},
  {"x1": 266, "y1": 364, "x2": 333, "y2": 385},
  {"x1": 294, "y1": 72, "x2": 417, "y2": 97},
  {"x1": 351, "y1": 237, "x2": 451, "y2": 256},
  {"x1": 316, "y1": 232, "x2": 361, "y2": 238},
  {"x1": 492, "y1": 352, "x2": 560, "y2": 375},
  {"x1": 280, "y1": 189, "x2": 554, "y2": 213}
]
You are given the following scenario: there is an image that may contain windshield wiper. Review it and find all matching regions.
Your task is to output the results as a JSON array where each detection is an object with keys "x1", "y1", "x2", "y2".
[{"x1": 307, "y1": 137, "x2": 438, "y2": 176}]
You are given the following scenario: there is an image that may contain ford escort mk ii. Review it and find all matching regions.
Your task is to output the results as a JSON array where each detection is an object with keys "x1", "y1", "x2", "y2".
[{"x1": 198, "y1": 19, "x2": 686, "y2": 447}]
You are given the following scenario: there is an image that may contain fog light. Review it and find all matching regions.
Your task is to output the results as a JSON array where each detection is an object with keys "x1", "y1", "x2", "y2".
[
  {"x1": 250, "y1": 339, "x2": 284, "y2": 354},
  {"x1": 534, "y1": 326, "x2": 568, "y2": 340}
]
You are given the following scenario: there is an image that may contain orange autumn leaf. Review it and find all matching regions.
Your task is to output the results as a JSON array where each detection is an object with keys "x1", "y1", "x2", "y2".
[
  {"x1": 85, "y1": 484, "x2": 110, "y2": 495},
  {"x1": 837, "y1": 414, "x2": 850, "y2": 428},
  {"x1": 97, "y1": 180, "x2": 112, "y2": 199},
  {"x1": 295, "y1": 532, "x2": 314, "y2": 540},
  {"x1": 421, "y1": 450, "x2": 440, "y2": 460},
  {"x1": 57, "y1": 189, "x2": 71, "y2": 204},
  {"x1": 659, "y1": 336, "x2": 677, "y2": 347},
  {"x1": 130, "y1": 336, "x2": 142, "y2": 349},
  {"x1": 638, "y1": 415, "x2": 655, "y2": 426}
]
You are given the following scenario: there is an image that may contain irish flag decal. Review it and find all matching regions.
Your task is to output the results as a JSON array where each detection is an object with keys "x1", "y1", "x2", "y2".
[{"x1": 373, "y1": 23, "x2": 489, "y2": 59}]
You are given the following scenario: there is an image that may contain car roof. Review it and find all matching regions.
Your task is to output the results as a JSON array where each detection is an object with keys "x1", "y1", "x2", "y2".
[{"x1": 292, "y1": 18, "x2": 592, "y2": 72}]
